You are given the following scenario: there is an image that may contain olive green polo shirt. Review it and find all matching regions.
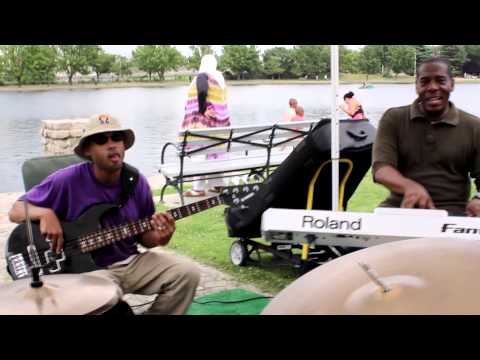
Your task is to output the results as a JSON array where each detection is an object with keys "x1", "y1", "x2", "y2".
[{"x1": 372, "y1": 99, "x2": 480, "y2": 214}]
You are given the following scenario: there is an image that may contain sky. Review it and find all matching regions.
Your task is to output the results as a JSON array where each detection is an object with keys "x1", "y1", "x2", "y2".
[{"x1": 101, "y1": 45, "x2": 364, "y2": 58}]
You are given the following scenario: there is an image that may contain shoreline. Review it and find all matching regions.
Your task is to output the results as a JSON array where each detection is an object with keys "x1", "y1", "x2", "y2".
[
  {"x1": 1, "y1": 78, "x2": 479, "y2": 93},
  {"x1": 2, "y1": 77, "x2": 479, "y2": 93}
]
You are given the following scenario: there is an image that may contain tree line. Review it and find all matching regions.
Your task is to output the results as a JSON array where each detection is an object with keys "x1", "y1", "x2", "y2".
[{"x1": 1, "y1": 45, "x2": 479, "y2": 86}]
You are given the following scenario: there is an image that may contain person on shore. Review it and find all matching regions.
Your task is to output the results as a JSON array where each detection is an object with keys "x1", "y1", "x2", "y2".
[
  {"x1": 283, "y1": 98, "x2": 298, "y2": 122},
  {"x1": 181, "y1": 54, "x2": 230, "y2": 197},
  {"x1": 8, "y1": 114, "x2": 200, "y2": 314},
  {"x1": 339, "y1": 91, "x2": 365, "y2": 120},
  {"x1": 372, "y1": 57, "x2": 480, "y2": 216}
]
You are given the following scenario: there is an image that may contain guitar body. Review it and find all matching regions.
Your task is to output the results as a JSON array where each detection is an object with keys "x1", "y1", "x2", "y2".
[{"x1": 6, "y1": 203, "x2": 117, "y2": 280}]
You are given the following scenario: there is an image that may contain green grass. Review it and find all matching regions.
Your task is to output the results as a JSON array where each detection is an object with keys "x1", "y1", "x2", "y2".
[
  {"x1": 347, "y1": 169, "x2": 389, "y2": 212},
  {"x1": 152, "y1": 184, "x2": 191, "y2": 197},
  {"x1": 153, "y1": 170, "x2": 391, "y2": 295},
  {"x1": 156, "y1": 201, "x2": 300, "y2": 294}
]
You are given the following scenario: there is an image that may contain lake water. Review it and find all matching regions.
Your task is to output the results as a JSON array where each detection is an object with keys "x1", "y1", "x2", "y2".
[{"x1": 1, "y1": 83, "x2": 480, "y2": 192}]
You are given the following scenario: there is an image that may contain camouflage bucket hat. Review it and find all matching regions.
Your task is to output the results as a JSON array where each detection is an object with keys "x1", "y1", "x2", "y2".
[{"x1": 74, "y1": 114, "x2": 135, "y2": 160}]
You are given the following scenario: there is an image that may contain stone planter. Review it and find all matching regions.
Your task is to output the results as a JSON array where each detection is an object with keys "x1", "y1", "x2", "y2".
[{"x1": 40, "y1": 118, "x2": 89, "y2": 155}]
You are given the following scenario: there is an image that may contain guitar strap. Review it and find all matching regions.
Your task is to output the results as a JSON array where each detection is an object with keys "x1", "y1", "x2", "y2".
[{"x1": 118, "y1": 162, "x2": 139, "y2": 207}]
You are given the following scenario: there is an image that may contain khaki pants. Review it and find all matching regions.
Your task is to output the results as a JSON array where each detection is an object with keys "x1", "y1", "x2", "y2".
[{"x1": 90, "y1": 251, "x2": 200, "y2": 315}]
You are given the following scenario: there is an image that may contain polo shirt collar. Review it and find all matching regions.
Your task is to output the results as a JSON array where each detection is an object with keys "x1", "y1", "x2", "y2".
[{"x1": 410, "y1": 98, "x2": 459, "y2": 125}]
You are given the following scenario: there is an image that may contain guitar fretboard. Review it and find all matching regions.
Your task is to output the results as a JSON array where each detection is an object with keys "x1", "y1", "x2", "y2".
[
  {"x1": 77, "y1": 195, "x2": 224, "y2": 253},
  {"x1": 167, "y1": 195, "x2": 223, "y2": 220}
]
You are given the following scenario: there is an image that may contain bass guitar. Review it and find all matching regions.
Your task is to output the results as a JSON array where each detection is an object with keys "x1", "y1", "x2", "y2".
[{"x1": 6, "y1": 184, "x2": 260, "y2": 280}]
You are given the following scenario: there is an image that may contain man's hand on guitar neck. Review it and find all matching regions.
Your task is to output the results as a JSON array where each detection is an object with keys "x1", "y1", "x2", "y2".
[
  {"x1": 140, "y1": 212, "x2": 176, "y2": 248},
  {"x1": 9, "y1": 201, "x2": 64, "y2": 254}
]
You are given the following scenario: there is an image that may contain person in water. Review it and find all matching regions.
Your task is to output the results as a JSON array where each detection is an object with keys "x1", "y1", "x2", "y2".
[
  {"x1": 283, "y1": 98, "x2": 298, "y2": 122},
  {"x1": 339, "y1": 91, "x2": 365, "y2": 120},
  {"x1": 291, "y1": 106, "x2": 305, "y2": 121}
]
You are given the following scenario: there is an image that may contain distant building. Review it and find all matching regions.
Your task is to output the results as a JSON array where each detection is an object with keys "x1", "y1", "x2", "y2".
[{"x1": 165, "y1": 67, "x2": 196, "y2": 80}]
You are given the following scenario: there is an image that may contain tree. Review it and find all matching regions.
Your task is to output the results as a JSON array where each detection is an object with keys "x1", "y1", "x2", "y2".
[
  {"x1": 292, "y1": 45, "x2": 330, "y2": 79},
  {"x1": 262, "y1": 47, "x2": 299, "y2": 79},
  {"x1": 133, "y1": 45, "x2": 184, "y2": 81},
  {"x1": 387, "y1": 45, "x2": 416, "y2": 77},
  {"x1": 56, "y1": 45, "x2": 101, "y2": 85},
  {"x1": 219, "y1": 45, "x2": 262, "y2": 79},
  {"x1": 262, "y1": 48, "x2": 283, "y2": 79},
  {"x1": 0, "y1": 45, "x2": 31, "y2": 85},
  {"x1": 358, "y1": 45, "x2": 382, "y2": 81},
  {"x1": 0, "y1": 45, "x2": 58, "y2": 86},
  {"x1": 25, "y1": 45, "x2": 58, "y2": 84},
  {"x1": 91, "y1": 50, "x2": 116, "y2": 82},
  {"x1": 339, "y1": 46, "x2": 360, "y2": 74},
  {"x1": 111, "y1": 55, "x2": 131, "y2": 81},
  {"x1": 463, "y1": 45, "x2": 480, "y2": 75},
  {"x1": 187, "y1": 45, "x2": 214, "y2": 70},
  {"x1": 132, "y1": 45, "x2": 156, "y2": 80},
  {"x1": 377, "y1": 45, "x2": 390, "y2": 75},
  {"x1": 414, "y1": 45, "x2": 434, "y2": 68},
  {"x1": 465, "y1": 45, "x2": 480, "y2": 59},
  {"x1": 154, "y1": 46, "x2": 184, "y2": 80},
  {"x1": 439, "y1": 45, "x2": 467, "y2": 76}
]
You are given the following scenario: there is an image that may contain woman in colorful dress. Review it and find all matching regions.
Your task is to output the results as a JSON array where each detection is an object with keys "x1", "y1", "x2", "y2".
[{"x1": 181, "y1": 54, "x2": 230, "y2": 197}]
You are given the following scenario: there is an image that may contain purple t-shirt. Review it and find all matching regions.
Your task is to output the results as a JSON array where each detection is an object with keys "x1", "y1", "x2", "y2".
[{"x1": 19, "y1": 162, "x2": 155, "y2": 268}]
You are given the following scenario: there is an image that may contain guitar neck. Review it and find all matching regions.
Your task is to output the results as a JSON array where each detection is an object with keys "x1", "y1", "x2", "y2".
[
  {"x1": 76, "y1": 195, "x2": 224, "y2": 253},
  {"x1": 166, "y1": 195, "x2": 224, "y2": 220}
]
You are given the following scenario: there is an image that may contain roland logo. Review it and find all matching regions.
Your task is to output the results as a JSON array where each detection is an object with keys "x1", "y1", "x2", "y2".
[
  {"x1": 441, "y1": 223, "x2": 480, "y2": 234},
  {"x1": 302, "y1": 216, "x2": 362, "y2": 231}
]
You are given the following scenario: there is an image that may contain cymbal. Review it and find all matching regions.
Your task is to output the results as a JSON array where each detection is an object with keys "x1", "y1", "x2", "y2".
[
  {"x1": 0, "y1": 274, "x2": 119, "y2": 315},
  {"x1": 262, "y1": 237, "x2": 480, "y2": 315}
]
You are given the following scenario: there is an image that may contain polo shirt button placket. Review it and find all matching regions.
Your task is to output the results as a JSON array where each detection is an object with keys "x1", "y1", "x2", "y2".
[{"x1": 426, "y1": 133, "x2": 435, "y2": 145}]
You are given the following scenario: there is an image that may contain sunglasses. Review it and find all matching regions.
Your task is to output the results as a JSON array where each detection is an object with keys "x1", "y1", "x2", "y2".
[{"x1": 89, "y1": 132, "x2": 126, "y2": 145}]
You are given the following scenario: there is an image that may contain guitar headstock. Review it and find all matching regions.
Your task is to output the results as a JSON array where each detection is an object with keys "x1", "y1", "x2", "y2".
[{"x1": 218, "y1": 183, "x2": 262, "y2": 207}]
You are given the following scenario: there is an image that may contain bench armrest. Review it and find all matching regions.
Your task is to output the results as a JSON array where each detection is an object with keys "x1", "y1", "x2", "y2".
[{"x1": 161, "y1": 142, "x2": 180, "y2": 164}]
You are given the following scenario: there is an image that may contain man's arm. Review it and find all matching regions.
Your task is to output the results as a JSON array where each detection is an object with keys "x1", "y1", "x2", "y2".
[
  {"x1": 372, "y1": 107, "x2": 434, "y2": 209},
  {"x1": 374, "y1": 164, "x2": 435, "y2": 209},
  {"x1": 8, "y1": 200, "x2": 64, "y2": 253}
]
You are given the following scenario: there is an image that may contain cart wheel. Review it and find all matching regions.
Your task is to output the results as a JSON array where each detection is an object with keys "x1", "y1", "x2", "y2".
[{"x1": 230, "y1": 240, "x2": 248, "y2": 266}]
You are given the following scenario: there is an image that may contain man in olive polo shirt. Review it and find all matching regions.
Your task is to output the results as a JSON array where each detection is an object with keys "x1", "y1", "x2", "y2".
[{"x1": 373, "y1": 57, "x2": 480, "y2": 216}]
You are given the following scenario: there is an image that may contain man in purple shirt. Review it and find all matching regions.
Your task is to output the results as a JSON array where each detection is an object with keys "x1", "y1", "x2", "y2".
[{"x1": 9, "y1": 114, "x2": 200, "y2": 315}]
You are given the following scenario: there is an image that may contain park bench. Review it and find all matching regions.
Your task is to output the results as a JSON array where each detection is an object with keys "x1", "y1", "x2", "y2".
[{"x1": 158, "y1": 119, "x2": 323, "y2": 205}]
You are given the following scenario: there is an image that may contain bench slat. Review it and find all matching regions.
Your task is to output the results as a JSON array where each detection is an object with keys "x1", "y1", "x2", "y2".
[{"x1": 160, "y1": 152, "x2": 290, "y2": 178}]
